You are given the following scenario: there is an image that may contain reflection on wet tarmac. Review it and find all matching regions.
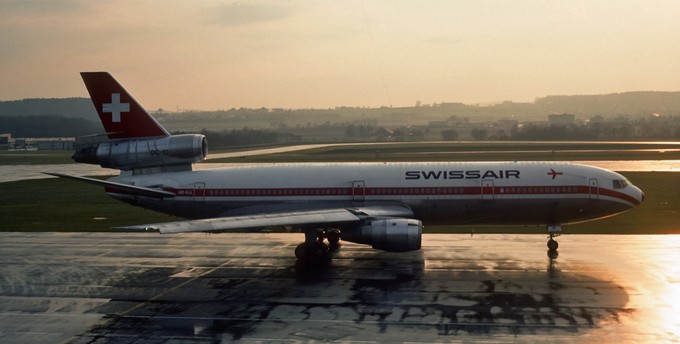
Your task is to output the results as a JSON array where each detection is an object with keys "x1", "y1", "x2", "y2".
[{"x1": 1, "y1": 233, "x2": 677, "y2": 343}]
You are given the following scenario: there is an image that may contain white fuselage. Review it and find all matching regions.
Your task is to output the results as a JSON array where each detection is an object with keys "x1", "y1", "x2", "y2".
[
  {"x1": 109, "y1": 161, "x2": 643, "y2": 228},
  {"x1": 68, "y1": 72, "x2": 646, "y2": 254}
]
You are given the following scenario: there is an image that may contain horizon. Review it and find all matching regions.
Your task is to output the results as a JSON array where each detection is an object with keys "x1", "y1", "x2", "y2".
[
  {"x1": 3, "y1": 89, "x2": 680, "y2": 112},
  {"x1": 1, "y1": 1, "x2": 679, "y2": 110}
]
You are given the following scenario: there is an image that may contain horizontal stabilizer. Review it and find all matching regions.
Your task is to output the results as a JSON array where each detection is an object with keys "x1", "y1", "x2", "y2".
[{"x1": 44, "y1": 172, "x2": 175, "y2": 199}]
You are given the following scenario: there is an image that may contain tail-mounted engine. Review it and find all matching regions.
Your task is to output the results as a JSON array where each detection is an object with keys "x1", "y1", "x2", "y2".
[
  {"x1": 342, "y1": 218, "x2": 422, "y2": 252},
  {"x1": 73, "y1": 134, "x2": 208, "y2": 171}
]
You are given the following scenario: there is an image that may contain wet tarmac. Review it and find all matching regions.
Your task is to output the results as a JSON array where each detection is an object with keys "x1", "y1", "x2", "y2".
[{"x1": 0, "y1": 233, "x2": 678, "y2": 343}]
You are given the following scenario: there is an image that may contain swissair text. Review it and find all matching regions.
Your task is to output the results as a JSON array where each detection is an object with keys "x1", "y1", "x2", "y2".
[{"x1": 405, "y1": 170, "x2": 521, "y2": 180}]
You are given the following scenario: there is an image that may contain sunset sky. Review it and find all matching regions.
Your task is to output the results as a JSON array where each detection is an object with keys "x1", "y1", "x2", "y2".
[{"x1": 1, "y1": 1, "x2": 680, "y2": 110}]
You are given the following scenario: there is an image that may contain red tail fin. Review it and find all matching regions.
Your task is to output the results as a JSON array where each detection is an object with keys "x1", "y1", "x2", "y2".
[{"x1": 81, "y1": 72, "x2": 169, "y2": 139}]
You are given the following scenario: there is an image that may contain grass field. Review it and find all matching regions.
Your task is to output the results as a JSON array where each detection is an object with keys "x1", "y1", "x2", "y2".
[
  {"x1": 0, "y1": 151, "x2": 73, "y2": 165},
  {"x1": 0, "y1": 178, "x2": 177, "y2": 231},
  {"x1": 1, "y1": 172, "x2": 677, "y2": 234}
]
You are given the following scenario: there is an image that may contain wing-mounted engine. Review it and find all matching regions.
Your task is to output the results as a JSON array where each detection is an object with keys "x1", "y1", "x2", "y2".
[
  {"x1": 341, "y1": 218, "x2": 422, "y2": 252},
  {"x1": 73, "y1": 134, "x2": 208, "y2": 171}
]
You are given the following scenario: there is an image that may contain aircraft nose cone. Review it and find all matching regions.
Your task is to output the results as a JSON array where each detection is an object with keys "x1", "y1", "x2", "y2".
[{"x1": 632, "y1": 186, "x2": 645, "y2": 205}]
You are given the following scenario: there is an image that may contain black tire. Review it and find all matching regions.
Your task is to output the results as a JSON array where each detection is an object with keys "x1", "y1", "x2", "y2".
[
  {"x1": 312, "y1": 242, "x2": 329, "y2": 260},
  {"x1": 547, "y1": 239, "x2": 559, "y2": 251},
  {"x1": 327, "y1": 230, "x2": 341, "y2": 244},
  {"x1": 295, "y1": 243, "x2": 308, "y2": 260}
]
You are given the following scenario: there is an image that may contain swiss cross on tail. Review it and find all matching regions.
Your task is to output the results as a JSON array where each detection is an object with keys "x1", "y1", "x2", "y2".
[
  {"x1": 103, "y1": 93, "x2": 129, "y2": 123},
  {"x1": 81, "y1": 72, "x2": 169, "y2": 139},
  {"x1": 547, "y1": 169, "x2": 564, "y2": 180}
]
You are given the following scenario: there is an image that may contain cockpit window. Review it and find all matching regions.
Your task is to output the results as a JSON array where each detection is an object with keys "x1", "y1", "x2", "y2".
[{"x1": 613, "y1": 179, "x2": 629, "y2": 189}]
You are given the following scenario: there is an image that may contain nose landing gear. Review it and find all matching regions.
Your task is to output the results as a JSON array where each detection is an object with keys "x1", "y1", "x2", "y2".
[
  {"x1": 547, "y1": 235, "x2": 559, "y2": 251},
  {"x1": 547, "y1": 224, "x2": 561, "y2": 255}
]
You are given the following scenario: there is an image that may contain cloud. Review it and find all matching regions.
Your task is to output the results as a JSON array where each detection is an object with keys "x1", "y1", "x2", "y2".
[{"x1": 211, "y1": 2, "x2": 295, "y2": 26}]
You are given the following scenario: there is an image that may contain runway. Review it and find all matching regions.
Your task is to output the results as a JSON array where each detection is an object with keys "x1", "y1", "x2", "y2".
[{"x1": 0, "y1": 233, "x2": 677, "y2": 343}]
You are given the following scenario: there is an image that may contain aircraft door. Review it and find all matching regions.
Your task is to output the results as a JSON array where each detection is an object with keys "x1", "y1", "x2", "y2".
[
  {"x1": 589, "y1": 178, "x2": 599, "y2": 199},
  {"x1": 194, "y1": 182, "x2": 206, "y2": 203},
  {"x1": 352, "y1": 180, "x2": 365, "y2": 202},
  {"x1": 481, "y1": 180, "x2": 494, "y2": 201}
]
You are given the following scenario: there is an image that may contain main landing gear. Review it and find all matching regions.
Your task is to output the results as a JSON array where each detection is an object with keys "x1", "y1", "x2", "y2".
[
  {"x1": 295, "y1": 228, "x2": 341, "y2": 264},
  {"x1": 547, "y1": 224, "x2": 561, "y2": 259}
]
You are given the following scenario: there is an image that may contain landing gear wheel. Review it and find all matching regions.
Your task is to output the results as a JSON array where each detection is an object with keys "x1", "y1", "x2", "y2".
[
  {"x1": 547, "y1": 238, "x2": 559, "y2": 251},
  {"x1": 327, "y1": 229, "x2": 340, "y2": 245},
  {"x1": 295, "y1": 243, "x2": 309, "y2": 260},
  {"x1": 327, "y1": 229, "x2": 341, "y2": 251},
  {"x1": 312, "y1": 242, "x2": 329, "y2": 260},
  {"x1": 294, "y1": 242, "x2": 330, "y2": 262}
]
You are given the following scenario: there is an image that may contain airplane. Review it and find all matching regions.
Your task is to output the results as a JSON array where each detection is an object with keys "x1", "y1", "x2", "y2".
[{"x1": 49, "y1": 72, "x2": 645, "y2": 263}]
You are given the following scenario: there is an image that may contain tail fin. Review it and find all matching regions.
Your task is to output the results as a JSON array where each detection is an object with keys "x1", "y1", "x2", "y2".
[{"x1": 81, "y1": 72, "x2": 169, "y2": 139}]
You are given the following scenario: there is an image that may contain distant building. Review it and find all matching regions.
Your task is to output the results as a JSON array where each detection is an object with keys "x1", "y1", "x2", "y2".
[
  {"x1": 548, "y1": 113, "x2": 576, "y2": 125},
  {"x1": 8, "y1": 137, "x2": 75, "y2": 151},
  {"x1": 36, "y1": 140, "x2": 74, "y2": 151},
  {"x1": 0, "y1": 134, "x2": 10, "y2": 150},
  {"x1": 12, "y1": 139, "x2": 28, "y2": 150},
  {"x1": 373, "y1": 127, "x2": 395, "y2": 141}
]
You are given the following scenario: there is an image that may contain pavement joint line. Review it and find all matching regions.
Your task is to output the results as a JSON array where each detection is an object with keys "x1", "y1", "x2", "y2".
[
  {"x1": 56, "y1": 259, "x2": 232, "y2": 344},
  {"x1": 108, "y1": 314, "x2": 600, "y2": 329}
]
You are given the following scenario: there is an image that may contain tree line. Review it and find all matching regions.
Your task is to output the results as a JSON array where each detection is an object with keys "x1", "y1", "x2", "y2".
[
  {"x1": 4, "y1": 113, "x2": 680, "y2": 143},
  {"x1": 197, "y1": 129, "x2": 302, "y2": 149},
  {"x1": 0, "y1": 115, "x2": 101, "y2": 137}
]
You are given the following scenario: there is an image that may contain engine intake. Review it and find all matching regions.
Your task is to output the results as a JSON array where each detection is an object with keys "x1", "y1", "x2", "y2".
[
  {"x1": 73, "y1": 134, "x2": 208, "y2": 171},
  {"x1": 342, "y1": 218, "x2": 422, "y2": 252}
]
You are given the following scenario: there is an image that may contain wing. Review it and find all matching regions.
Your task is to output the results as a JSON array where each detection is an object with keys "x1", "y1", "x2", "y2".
[{"x1": 120, "y1": 204, "x2": 414, "y2": 234}]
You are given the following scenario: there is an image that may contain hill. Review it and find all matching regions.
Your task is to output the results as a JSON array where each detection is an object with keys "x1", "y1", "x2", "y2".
[
  {"x1": 0, "y1": 98, "x2": 94, "y2": 119},
  {"x1": 0, "y1": 115, "x2": 102, "y2": 137},
  {"x1": 534, "y1": 91, "x2": 680, "y2": 116},
  {"x1": 2, "y1": 91, "x2": 680, "y2": 139}
]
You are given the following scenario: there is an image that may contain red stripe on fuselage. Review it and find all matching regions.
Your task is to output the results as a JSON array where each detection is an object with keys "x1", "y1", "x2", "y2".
[
  {"x1": 156, "y1": 185, "x2": 639, "y2": 206},
  {"x1": 597, "y1": 187, "x2": 640, "y2": 206}
]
